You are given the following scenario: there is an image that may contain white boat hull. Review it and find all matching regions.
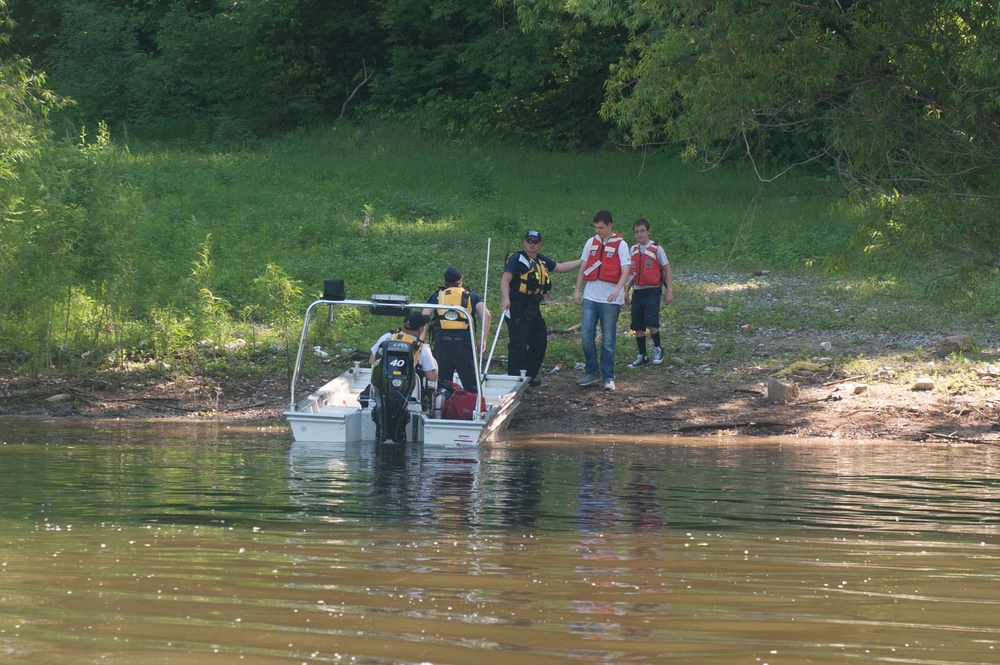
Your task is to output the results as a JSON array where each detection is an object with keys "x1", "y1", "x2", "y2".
[{"x1": 285, "y1": 365, "x2": 528, "y2": 448}]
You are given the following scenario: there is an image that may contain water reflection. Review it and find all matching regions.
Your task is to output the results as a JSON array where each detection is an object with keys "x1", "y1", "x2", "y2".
[
  {"x1": 1, "y1": 418, "x2": 999, "y2": 664},
  {"x1": 282, "y1": 433, "x2": 1000, "y2": 535},
  {"x1": 288, "y1": 440, "x2": 483, "y2": 527},
  {"x1": 3, "y1": 419, "x2": 999, "y2": 536}
]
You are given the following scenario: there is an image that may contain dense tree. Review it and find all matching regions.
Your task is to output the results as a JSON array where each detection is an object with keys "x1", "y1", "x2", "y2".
[
  {"x1": 3, "y1": 0, "x2": 386, "y2": 141},
  {"x1": 507, "y1": 0, "x2": 1000, "y2": 269},
  {"x1": 2, "y1": 0, "x2": 620, "y2": 147},
  {"x1": 0, "y1": 3, "x2": 56, "y2": 182},
  {"x1": 512, "y1": 0, "x2": 1000, "y2": 192},
  {"x1": 375, "y1": 0, "x2": 623, "y2": 147},
  {"x1": 7, "y1": 0, "x2": 1000, "y2": 199},
  {"x1": 1, "y1": 0, "x2": 84, "y2": 366}
]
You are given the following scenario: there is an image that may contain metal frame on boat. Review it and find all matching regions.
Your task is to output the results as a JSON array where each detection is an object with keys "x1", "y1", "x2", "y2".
[{"x1": 285, "y1": 292, "x2": 528, "y2": 447}]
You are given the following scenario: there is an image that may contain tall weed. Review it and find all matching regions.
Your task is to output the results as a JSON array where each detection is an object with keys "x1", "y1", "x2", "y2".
[{"x1": 5, "y1": 120, "x2": 997, "y2": 380}]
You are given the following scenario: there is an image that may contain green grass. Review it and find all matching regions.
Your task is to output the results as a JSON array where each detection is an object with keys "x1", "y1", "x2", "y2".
[{"x1": 2, "y1": 120, "x2": 999, "y2": 382}]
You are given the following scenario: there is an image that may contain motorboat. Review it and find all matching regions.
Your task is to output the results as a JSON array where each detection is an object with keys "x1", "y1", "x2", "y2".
[{"x1": 285, "y1": 285, "x2": 528, "y2": 448}]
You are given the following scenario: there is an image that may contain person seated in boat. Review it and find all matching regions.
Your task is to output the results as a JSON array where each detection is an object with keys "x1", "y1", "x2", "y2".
[
  {"x1": 367, "y1": 312, "x2": 439, "y2": 440},
  {"x1": 421, "y1": 267, "x2": 491, "y2": 394},
  {"x1": 369, "y1": 311, "x2": 439, "y2": 384}
]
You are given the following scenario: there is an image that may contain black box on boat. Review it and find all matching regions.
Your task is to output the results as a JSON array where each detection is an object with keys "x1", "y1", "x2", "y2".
[
  {"x1": 323, "y1": 279, "x2": 345, "y2": 301},
  {"x1": 369, "y1": 294, "x2": 411, "y2": 317}
]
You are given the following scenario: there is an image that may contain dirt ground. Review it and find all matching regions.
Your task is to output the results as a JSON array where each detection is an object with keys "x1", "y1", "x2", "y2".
[
  {"x1": 4, "y1": 332, "x2": 1000, "y2": 444},
  {"x1": 511, "y1": 353, "x2": 1000, "y2": 443}
]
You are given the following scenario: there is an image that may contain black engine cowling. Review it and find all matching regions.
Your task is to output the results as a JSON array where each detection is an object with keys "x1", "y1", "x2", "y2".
[{"x1": 370, "y1": 338, "x2": 418, "y2": 443}]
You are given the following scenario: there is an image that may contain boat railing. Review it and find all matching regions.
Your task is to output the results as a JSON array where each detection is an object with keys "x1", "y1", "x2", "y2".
[{"x1": 289, "y1": 296, "x2": 484, "y2": 416}]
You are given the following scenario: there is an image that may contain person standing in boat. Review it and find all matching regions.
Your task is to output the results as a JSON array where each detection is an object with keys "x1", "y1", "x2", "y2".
[
  {"x1": 369, "y1": 311, "x2": 439, "y2": 383},
  {"x1": 421, "y1": 267, "x2": 491, "y2": 393},
  {"x1": 500, "y1": 229, "x2": 581, "y2": 387}
]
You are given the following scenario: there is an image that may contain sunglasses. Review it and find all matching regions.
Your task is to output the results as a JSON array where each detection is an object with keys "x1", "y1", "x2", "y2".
[{"x1": 526, "y1": 238, "x2": 540, "y2": 244}]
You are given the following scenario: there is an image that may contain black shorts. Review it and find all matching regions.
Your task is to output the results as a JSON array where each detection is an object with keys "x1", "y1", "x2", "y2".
[{"x1": 630, "y1": 287, "x2": 661, "y2": 331}]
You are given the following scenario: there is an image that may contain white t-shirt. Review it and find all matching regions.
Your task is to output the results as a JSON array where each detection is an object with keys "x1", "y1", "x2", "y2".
[
  {"x1": 371, "y1": 332, "x2": 439, "y2": 372},
  {"x1": 631, "y1": 241, "x2": 670, "y2": 290},
  {"x1": 580, "y1": 235, "x2": 632, "y2": 305}
]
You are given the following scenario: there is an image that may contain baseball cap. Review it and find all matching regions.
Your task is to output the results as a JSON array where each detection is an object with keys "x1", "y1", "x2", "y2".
[
  {"x1": 525, "y1": 229, "x2": 542, "y2": 243},
  {"x1": 444, "y1": 267, "x2": 463, "y2": 283},
  {"x1": 404, "y1": 311, "x2": 429, "y2": 330}
]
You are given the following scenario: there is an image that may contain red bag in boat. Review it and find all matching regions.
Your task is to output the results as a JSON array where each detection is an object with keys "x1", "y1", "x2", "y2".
[{"x1": 441, "y1": 387, "x2": 487, "y2": 420}]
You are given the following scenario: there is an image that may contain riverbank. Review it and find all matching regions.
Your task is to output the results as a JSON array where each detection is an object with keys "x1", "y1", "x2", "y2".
[
  {"x1": 4, "y1": 341, "x2": 999, "y2": 444},
  {"x1": 3, "y1": 270, "x2": 1000, "y2": 444}
]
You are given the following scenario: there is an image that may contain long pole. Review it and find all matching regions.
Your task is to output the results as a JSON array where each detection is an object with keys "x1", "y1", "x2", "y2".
[
  {"x1": 482, "y1": 237, "x2": 491, "y2": 302},
  {"x1": 479, "y1": 238, "x2": 491, "y2": 374},
  {"x1": 483, "y1": 308, "x2": 507, "y2": 378}
]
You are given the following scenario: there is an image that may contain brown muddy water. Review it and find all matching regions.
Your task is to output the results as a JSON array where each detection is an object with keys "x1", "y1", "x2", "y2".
[{"x1": 1, "y1": 417, "x2": 998, "y2": 664}]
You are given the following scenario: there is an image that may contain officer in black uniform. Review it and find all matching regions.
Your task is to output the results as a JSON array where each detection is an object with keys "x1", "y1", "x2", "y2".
[{"x1": 499, "y1": 230, "x2": 580, "y2": 387}]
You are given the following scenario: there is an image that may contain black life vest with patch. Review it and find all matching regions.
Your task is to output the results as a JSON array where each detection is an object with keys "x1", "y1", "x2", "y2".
[{"x1": 508, "y1": 251, "x2": 551, "y2": 297}]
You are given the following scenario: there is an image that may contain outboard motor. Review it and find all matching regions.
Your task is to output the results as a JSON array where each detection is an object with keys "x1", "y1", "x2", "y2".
[{"x1": 370, "y1": 337, "x2": 418, "y2": 443}]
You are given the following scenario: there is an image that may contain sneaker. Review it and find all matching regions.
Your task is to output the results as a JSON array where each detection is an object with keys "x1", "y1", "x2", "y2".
[
  {"x1": 651, "y1": 347, "x2": 664, "y2": 364},
  {"x1": 603, "y1": 380, "x2": 616, "y2": 392},
  {"x1": 529, "y1": 377, "x2": 542, "y2": 387},
  {"x1": 627, "y1": 354, "x2": 649, "y2": 368},
  {"x1": 576, "y1": 374, "x2": 600, "y2": 387}
]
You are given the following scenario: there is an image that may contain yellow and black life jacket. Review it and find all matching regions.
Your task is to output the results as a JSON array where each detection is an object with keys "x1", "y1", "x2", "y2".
[
  {"x1": 434, "y1": 287, "x2": 472, "y2": 331},
  {"x1": 510, "y1": 251, "x2": 551, "y2": 296}
]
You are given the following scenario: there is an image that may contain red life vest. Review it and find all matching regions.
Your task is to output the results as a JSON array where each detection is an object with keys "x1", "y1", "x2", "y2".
[
  {"x1": 630, "y1": 241, "x2": 664, "y2": 287},
  {"x1": 581, "y1": 234, "x2": 626, "y2": 283}
]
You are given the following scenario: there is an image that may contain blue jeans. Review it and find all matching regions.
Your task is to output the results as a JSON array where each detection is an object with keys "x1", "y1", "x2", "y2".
[{"x1": 581, "y1": 299, "x2": 621, "y2": 382}]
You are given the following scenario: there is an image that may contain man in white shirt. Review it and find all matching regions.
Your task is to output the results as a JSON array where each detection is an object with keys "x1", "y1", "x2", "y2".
[
  {"x1": 369, "y1": 311, "x2": 439, "y2": 382},
  {"x1": 572, "y1": 210, "x2": 631, "y2": 392}
]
